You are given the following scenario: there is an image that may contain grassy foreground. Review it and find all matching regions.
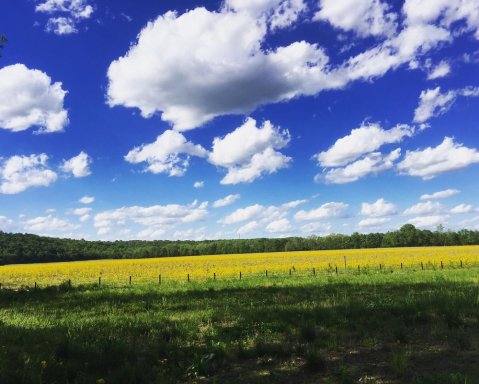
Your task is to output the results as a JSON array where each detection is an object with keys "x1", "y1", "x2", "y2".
[{"x1": 1, "y1": 268, "x2": 478, "y2": 383}]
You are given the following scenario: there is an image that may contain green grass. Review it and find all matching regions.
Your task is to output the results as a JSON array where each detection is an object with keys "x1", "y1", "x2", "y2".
[{"x1": 0, "y1": 268, "x2": 478, "y2": 383}]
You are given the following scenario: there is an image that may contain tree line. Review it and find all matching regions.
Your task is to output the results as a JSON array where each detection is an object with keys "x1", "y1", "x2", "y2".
[{"x1": 1, "y1": 224, "x2": 479, "y2": 265}]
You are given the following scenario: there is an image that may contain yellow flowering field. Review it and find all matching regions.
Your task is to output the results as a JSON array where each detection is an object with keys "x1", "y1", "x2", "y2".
[{"x1": 1, "y1": 245, "x2": 478, "y2": 287}]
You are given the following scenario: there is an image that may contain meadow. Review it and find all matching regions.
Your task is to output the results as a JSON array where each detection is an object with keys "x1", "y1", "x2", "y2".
[
  {"x1": 1, "y1": 245, "x2": 478, "y2": 288},
  {"x1": 0, "y1": 247, "x2": 478, "y2": 383}
]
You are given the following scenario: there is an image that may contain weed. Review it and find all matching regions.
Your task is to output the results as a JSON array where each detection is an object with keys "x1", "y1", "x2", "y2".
[{"x1": 391, "y1": 346, "x2": 410, "y2": 376}]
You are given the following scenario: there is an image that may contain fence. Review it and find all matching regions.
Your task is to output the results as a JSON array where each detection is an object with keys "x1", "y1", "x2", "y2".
[{"x1": 0, "y1": 258, "x2": 471, "y2": 290}]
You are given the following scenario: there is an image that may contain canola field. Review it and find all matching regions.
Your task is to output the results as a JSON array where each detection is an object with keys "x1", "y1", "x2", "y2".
[{"x1": 1, "y1": 245, "x2": 479, "y2": 288}]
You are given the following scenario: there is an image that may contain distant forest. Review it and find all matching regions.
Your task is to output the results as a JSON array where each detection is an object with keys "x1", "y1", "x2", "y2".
[{"x1": 1, "y1": 224, "x2": 479, "y2": 265}]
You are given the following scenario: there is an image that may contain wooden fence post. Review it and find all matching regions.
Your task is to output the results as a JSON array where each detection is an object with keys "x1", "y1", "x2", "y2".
[
  {"x1": 239, "y1": 271, "x2": 242, "y2": 280},
  {"x1": 344, "y1": 256, "x2": 347, "y2": 273},
  {"x1": 68, "y1": 279, "x2": 71, "y2": 288},
  {"x1": 401, "y1": 263, "x2": 403, "y2": 270},
  {"x1": 98, "y1": 277, "x2": 101, "y2": 286},
  {"x1": 441, "y1": 261, "x2": 443, "y2": 269},
  {"x1": 357, "y1": 265, "x2": 360, "y2": 273},
  {"x1": 159, "y1": 274, "x2": 161, "y2": 284},
  {"x1": 289, "y1": 269, "x2": 292, "y2": 276},
  {"x1": 187, "y1": 273, "x2": 190, "y2": 282},
  {"x1": 460, "y1": 260, "x2": 463, "y2": 268},
  {"x1": 335, "y1": 266, "x2": 338, "y2": 274},
  {"x1": 129, "y1": 276, "x2": 132, "y2": 285},
  {"x1": 313, "y1": 268, "x2": 316, "y2": 276},
  {"x1": 34, "y1": 282, "x2": 37, "y2": 289},
  {"x1": 214, "y1": 272, "x2": 216, "y2": 281},
  {"x1": 265, "y1": 270, "x2": 268, "y2": 277},
  {"x1": 421, "y1": 262, "x2": 424, "y2": 270}
]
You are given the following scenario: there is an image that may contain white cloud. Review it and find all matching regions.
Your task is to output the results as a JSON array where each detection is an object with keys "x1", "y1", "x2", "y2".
[
  {"x1": 414, "y1": 86, "x2": 479, "y2": 123},
  {"x1": 281, "y1": 199, "x2": 308, "y2": 208},
  {"x1": 402, "y1": 0, "x2": 479, "y2": 40},
  {"x1": 397, "y1": 137, "x2": 479, "y2": 179},
  {"x1": 358, "y1": 217, "x2": 391, "y2": 227},
  {"x1": 107, "y1": 7, "x2": 334, "y2": 130},
  {"x1": 105, "y1": 0, "x2": 472, "y2": 131},
  {"x1": 404, "y1": 201, "x2": 444, "y2": 216},
  {"x1": 314, "y1": 122, "x2": 414, "y2": 184},
  {"x1": 414, "y1": 87, "x2": 457, "y2": 123},
  {"x1": 136, "y1": 228, "x2": 166, "y2": 240},
  {"x1": 315, "y1": 123, "x2": 414, "y2": 167},
  {"x1": 209, "y1": 118, "x2": 291, "y2": 184},
  {"x1": 321, "y1": 149, "x2": 401, "y2": 184},
  {"x1": 0, "y1": 216, "x2": 16, "y2": 232},
  {"x1": 459, "y1": 216, "x2": 479, "y2": 228},
  {"x1": 336, "y1": 23, "x2": 451, "y2": 83},
  {"x1": 427, "y1": 60, "x2": 450, "y2": 79},
  {"x1": 0, "y1": 154, "x2": 58, "y2": 194},
  {"x1": 137, "y1": 227, "x2": 167, "y2": 240},
  {"x1": 314, "y1": 0, "x2": 397, "y2": 38},
  {"x1": 213, "y1": 194, "x2": 241, "y2": 208},
  {"x1": 451, "y1": 203, "x2": 476, "y2": 214},
  {"x1": 220, "y1": 204, "x2": 265, "y2": 225},
  {"x1": 46, "y1": 17, "x2": 77, "y2": 34},
  {"x1": 79, "y1": 214, "x2": 90, "y2": 222},
  {"x1": 0, "y1": 64, "x2": 69, "y2": 133},
  {"x1": 193, "y1": 181, "x2": 204, "y2": 188},
  {"x1": 72, "y1": 207, "x2": 91, "y2": 216},
  {"x1": 408, "y1": 215, "x2": 449, "y2": 229},
  {"x1": 219, "y1": 147, "x2": 292, "y2": 185},
  {"x1": 36, "y1": 0, "x2": 94, "y2": 18},
  {"x1": 79, "y1": 195, "x2": 95, "y2": 204},
  {"x1": 226, "y1": 0, "x2": 307, "y2": 30},
  {"x1": 420, "y1": 189, "x2": 460, "y2": 200},
  {"x1": 361, "y1": 198, "x2": 397, "y2": 217},
  {"x1": 105, "y1": 0, "x2": 479, "y2": 132},
  {"x1": 94, "y1": 201, "x2": 208, "y2": 236},
  {"x1": 125, "y1": 130, "x2": 208, "y2": 176},
  {"x1": 60, "y1": 151, "x2": 92, "y2": 177},
  {"x1": 36, "y1": 0, "x2": 94, "y2": 35},
  {"x1": 220, "y1": 200, "x2": 297, "y2": 225},
  {"x1": 294, "y1": 202, "x2": 348, "y2": 221},
  {"x1": 24, "y1": 215, "x2": 79, "y2": 233},
  {"x1": 403, "y1": 201, "x2": 444, "y2": 216},
  {"x1": 237, "y1": 220, "x2": 260, "y2": 236},
  {"x1": 172, "y1": 227, "x2": 208, "y2": 241},
  {"x1": 462, "y1": 86, "x2": 479, "y2": 97},
  {"x1": 265, "y1": 218, "x2": 292, "y2": 233},
  {"x1": 299, "y1": 222, "x2": 332, "y2": 234}
]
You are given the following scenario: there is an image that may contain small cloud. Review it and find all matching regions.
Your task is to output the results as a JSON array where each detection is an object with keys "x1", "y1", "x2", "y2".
[
  {"x1": 213, "y1": 194, "x2": 240, "y2": 208},
  {"x1": 397, "y1": 137, "x2": 479, "y2": 179},
  {"x1": 450, "y1": 204, "x2": 476, "y2": 214},
  {"x1": 427, "y1": 60, "x2": 450, "y2": 80},
  {"x1": 0, "y1": 153, "x2": 57, "y2": 194},
  {"x1": 79, "y1": 195, "x2": 95, "y2": 204},
  {"x1": 35, "y1": 0, "x2": 94, "y2": 35},
  {"x1": 61, "y1": 151, "x2": 92, "y2": 178},
  {"x1": 420, "y1": 189, "x2": 460, "y2": 200}
]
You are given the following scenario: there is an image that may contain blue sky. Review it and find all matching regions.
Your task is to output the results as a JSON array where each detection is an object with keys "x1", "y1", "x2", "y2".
[{"x1": 1, "y1": 0, "x2": 479, "y2": 240}]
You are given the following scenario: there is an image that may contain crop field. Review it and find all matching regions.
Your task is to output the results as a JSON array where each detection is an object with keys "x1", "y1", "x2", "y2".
[
  {"x1": 1, "y1": 246, "x2": 479, "y2": 383},
  {"x1": 1, "y1": 245, "x2": 479, "y2": 288},
  {"x1": 1, "y1": 267, "x2": 478, "y2": 383}
]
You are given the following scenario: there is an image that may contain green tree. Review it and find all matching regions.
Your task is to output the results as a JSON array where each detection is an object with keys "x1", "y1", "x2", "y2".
[{"x1": 0, "y1": 35, "x2": 6, "y2": 55}]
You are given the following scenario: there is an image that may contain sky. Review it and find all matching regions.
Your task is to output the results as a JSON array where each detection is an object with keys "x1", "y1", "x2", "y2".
[{"x1": 0, "y1": 0, "x2": 479, "y2": 241}]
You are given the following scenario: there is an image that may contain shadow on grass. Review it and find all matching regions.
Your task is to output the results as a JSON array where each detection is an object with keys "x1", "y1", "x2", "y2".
[{"x1": 0, "y1": 281, "x2": 478, "y2": 383}]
